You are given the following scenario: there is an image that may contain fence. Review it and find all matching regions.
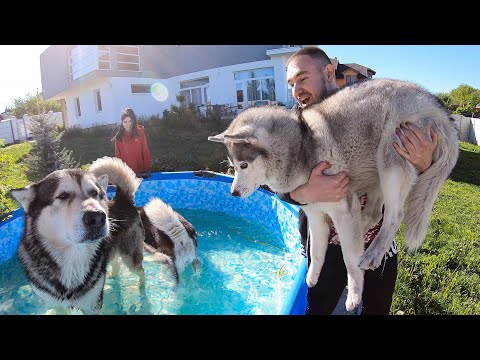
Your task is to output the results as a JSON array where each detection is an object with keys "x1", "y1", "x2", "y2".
[
  {"x1": 0, "y1": 112, "x2": 63, "y2": 146},
  {"x1": 451, "y1": 114, "x2": 479, "y2": 145}
]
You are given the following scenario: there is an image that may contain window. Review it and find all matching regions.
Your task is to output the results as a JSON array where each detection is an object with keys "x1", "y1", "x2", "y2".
[
  {"x1": 179, "y1": 77, "x2": 209, "y2": 109},
  {"x1": 94, "y1": 89, "x2": 102, "y2": 112},
  {"x1": 346, "y1": 75, "x2": 356, "y2": 85},
  {"x1": 74, "y1": 97, "x2": 81, "y2": 117},
  {"x1": 236, "y1": 83, "x2": 244, "y2": 109},
  {"x1": 98, "y1": 45, "x2": 111, "y2": 70},
  {"x1": 117, "y1": 45, "x2": 140, "y2": 71},
  {"x1": 234, "y1": 67, "x2": 276, "y2": 107},
  {"x1": 69, "y1": 45, "x2": 111, "y2": 81},
  {"x1": 131, "y1": 84, "x2": 151, "y2": 94},
  {"x1": 70, "y1": 45, "x2": 97, "y2": 81}
]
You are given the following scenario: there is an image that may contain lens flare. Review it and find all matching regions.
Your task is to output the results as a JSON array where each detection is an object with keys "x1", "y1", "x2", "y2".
[{"x1": 151, "y1": 82, "x2": 168, "y2": 102}]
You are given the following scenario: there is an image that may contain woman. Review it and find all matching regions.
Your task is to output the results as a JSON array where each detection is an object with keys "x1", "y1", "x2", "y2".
[{"x1": 112, "y1": 108, "x2": 151, "y2": 176}]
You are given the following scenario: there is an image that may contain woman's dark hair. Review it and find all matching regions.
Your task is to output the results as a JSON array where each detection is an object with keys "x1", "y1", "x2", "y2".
[{"x1": 112, "y1": 107, "x2": 139, "y2": 142}]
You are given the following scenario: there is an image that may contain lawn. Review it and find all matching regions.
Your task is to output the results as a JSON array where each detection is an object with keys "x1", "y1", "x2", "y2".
[
  {"x1": 0, "y1": 126, "x2": 479, "y2": 314},
  {"x1": 392, "y1": 142, "x2": 480, "y2": 314}
]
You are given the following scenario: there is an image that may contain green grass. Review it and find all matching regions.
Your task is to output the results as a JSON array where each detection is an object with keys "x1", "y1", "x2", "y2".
[
  {"x1": 0, "y1": 128, "x2": 479, "y2": 314},
  {"x1": 392, "y1": 142, "x2": 480, "y2": 314},
  {"x1": 0, "y1": 141, "x2": 32, "y2": 215},
  {"x1": 59, "y1": 120, "x2": 229, "y2": 172}
]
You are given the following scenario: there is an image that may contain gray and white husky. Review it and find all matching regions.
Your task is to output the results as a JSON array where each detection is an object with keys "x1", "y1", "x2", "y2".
[
  {"x1": 208, "y1": 78, "x2": 459, "y2": 311},
  {"x1": 11, "y1": 156, "x2": 144, "y2": 314}
]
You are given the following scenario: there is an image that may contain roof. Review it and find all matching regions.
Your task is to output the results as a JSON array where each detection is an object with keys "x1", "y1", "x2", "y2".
[{"x1": 342, "y1": 63, "x2": 376, "y2": 77}]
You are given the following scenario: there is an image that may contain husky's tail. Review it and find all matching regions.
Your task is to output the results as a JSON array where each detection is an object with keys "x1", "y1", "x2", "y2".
[
  {"x1": 143, "y1": 198, "x2": 193, "y2": 245},
  {"x1": 89, "y1": 156, "x2": 142, "y2": 202},
  {"x1": 403, "y1": 118, "x2": 459, "y2": 253}
]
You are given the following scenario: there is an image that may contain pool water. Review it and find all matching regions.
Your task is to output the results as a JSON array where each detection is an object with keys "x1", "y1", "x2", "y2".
[{"x1": 0, "y1": 209, "x2": 300, "y2": 315}]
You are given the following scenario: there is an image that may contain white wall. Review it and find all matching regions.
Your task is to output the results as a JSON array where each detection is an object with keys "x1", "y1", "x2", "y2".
[
  {"x1": 0, "y1": 118, "x2": 16, "y2": 145},
  {"x1": 166, "y1": 57, "x2": 290, "y2": 107},
  {"x1": 0, "y1": 112, "x2": 63, "y2": 145},
  {"x1": 63, "y1": 78, "x2": 114, "y2": 129},
  {"x1": 452, "y1": 114, "x2": 479, "y2": 145},
  {"x1": 58, "y1": 55, "x2": 293, "y2": 129},
  {"x1": 110, "y1": 77, "x2": 171, "y2": 123}
]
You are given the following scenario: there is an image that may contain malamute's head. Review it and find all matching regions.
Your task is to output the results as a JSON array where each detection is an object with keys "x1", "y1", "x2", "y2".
[
  {"x1": 208, "y1": 106, "x2": 298, "y2": 198},
  {"x1": 11, "y1": 169, "x2": 110, "y2": 245}
]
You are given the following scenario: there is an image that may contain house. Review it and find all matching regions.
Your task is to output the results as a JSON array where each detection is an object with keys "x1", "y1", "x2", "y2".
[
  {"x1": 334, "y1": 60, "x2": 376, "y2": 87},
  {"x1": 40, "y1": 45, "x2": 376, "y2": 129}
]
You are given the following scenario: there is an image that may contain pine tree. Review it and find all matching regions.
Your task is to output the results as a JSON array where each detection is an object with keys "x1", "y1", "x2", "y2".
[{"x1": 24, "y1": 113, "x2": 79, "y2": 181}]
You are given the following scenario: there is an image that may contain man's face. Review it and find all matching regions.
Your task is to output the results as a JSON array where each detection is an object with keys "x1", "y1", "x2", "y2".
[{"x1": 287, "y1": 55, "x2": 329, "y2": 108}]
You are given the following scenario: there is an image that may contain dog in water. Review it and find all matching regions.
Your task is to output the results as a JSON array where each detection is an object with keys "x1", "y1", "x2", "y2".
[
  {"x1": 138, "y1": 198, "x2": 201, "y2": 284},
  {"x1": 11, "y1": 156, "x2": 144, "y2": 314},
  {"x1": 89, "y1": 156, "x2": 146, "y2": 287},
  {"x1": 208, "y1": 78, "x2": 459, "y2": 311}
]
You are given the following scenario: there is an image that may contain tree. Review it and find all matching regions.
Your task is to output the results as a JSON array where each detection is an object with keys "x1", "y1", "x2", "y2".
[
  {"x1": 23, "y1": 113, "x2": 79, "y2": 181},
  {"x1": 449, "y1": 84, "x2": 480, "y2": 116},
  {"x1": 435, "y1": 92, "x2": 452, "y2": 109},
  {"x1": 5, "y1": 92, "x2": 61, "y2": 118}
]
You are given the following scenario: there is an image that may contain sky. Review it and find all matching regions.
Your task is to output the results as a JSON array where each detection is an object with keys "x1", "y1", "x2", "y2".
[{"x1": 1, "y1": 45, "x2": 479, "y2": 114}]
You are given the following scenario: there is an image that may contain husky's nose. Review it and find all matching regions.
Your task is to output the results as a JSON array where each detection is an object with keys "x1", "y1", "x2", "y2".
[
  {"x1": 83, "y1": 211, "x2": 106, "y2": 228},
  {"x1": 231, "y1": 190, "x2": 240, "y2": 197}
]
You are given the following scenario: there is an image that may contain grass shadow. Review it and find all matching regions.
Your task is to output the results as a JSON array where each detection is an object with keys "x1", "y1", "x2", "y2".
[{"x1": 449, "y1": 147, "x2": 480, "y2": 186}]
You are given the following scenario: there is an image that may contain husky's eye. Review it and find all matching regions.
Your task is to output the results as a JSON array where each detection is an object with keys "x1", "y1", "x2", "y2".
[
  {"x1": 240, "y1": 163, "x2": 248, "y2": 169},
  {"x1": 89, "y1": 189, "x2": 98, "y2": 197},
  {"x1": 57, "y1": 192, "x2": 70, "y2": 200}
]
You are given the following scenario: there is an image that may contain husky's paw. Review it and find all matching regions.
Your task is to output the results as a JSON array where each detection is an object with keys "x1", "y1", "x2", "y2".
[
  {"x1": 306, "y1": 269, "x2": 319, "y2": 288},
  {"x1": 345, "y1": 291, "x2": 361, "y2": 312},
  {"x1": 358, "y1": 250, "x2": 383, "y2": 270}
]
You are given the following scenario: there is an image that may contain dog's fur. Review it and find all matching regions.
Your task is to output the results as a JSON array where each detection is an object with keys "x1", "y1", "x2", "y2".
[
  {"x1": 138, "y1": 198, "x2": 200, "y2": 284},
  {"x1": 208, "y1": 78, "x2": 459, "y2": 311},
  {"x1": 89, "y1": 156, "x2": 146, "y2": 288},
  {"x1": 11, "y1": 156, "x2": 144, "y2": 314}
]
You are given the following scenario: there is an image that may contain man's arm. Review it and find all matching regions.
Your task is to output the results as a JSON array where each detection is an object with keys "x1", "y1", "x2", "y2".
[
  {"x1": 393, "y1": 122, "x2": 438, "y2": 173},
  {"x1": 278, "y1": 161, "x2": 350, "y2": 205}
]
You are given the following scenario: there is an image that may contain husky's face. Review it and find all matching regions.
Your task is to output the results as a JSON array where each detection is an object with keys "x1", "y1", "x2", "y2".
[
  {"x1": 209, "y1": 128, "x2": 268, "y2": 198},
  {"x1": 11, "y1": 169, "x2": 110, "y2": 245}
]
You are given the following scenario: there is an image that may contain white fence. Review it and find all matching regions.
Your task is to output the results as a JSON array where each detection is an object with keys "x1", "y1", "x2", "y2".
[
  {"x1": 0, "y1": 112, "x2": 63, "y2": 145},
  {"x1": 451, "y1": 114, "x2": 479, "y2": 145}
]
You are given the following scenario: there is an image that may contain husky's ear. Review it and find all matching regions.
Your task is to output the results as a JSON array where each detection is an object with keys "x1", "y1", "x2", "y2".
[
  {"x1": 208, "y1": 132, "x2": 226, "y2": 143},
  {"x1": 97, "y1": 174, "x2": 109, "y2": 192},
  {"x1": 10, "y1": 186, "x2": 35, "y2": 212},
  {"x1": 224, "y1": 128, "x2": 258, "y2": 144}
]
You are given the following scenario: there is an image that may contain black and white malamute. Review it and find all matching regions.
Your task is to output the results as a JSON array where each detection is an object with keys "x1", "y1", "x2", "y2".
[{"x1": 11, "y1": 156, "x2": 145, "y2": 314}]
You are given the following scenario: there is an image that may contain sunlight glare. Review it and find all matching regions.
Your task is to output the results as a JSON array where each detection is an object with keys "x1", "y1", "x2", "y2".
[{"x1": 151, "y1": 82, "x2": 168, "y2": 102}]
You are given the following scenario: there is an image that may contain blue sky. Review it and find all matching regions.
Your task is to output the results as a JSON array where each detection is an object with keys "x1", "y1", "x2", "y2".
[
  {"x1": 1, "y1": 45, "x2": 479, "y2": 114},
  {"x1": 320, "y1": 45, "x2": 480, "y2": 94}
]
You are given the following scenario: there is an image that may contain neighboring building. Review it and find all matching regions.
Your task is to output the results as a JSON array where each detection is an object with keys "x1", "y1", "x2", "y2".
[
  {"x1": 40, "y1": 45, "x2": 376, "y2": 129},
  {"x1": 335, "y1": 61, "x2": 376, "y2": 87}
]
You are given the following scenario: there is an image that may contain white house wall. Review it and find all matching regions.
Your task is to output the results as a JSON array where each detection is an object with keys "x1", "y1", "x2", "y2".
[
  {"x1": 165, "y1": 57, "x2": 289, "y2": 109},
  {"x1": 109, "y1": 77, "x2": 172, "y2": 122},
  {"x1": 63, "y1": 78, "x2": 113, "y2": 129},
  {"x1": 60, "y1": 55, "x2": 291, "y2": 129}
]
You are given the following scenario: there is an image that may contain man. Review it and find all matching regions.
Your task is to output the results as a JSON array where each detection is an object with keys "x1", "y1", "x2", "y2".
[{"x1": 278, "y1": 46, "x2": 438, "y2": 315}]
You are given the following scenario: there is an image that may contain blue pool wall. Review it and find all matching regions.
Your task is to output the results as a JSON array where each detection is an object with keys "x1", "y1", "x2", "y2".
[{"x1": 0, "y1": 171, "x2": 308, "y2": 315}]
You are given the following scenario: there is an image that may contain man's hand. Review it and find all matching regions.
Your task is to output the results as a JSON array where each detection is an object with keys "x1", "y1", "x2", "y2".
[
  {"x1": 290, "y1": 161, "x2": 349, "y2": 204},
  {"x1": 393, "y1": 122, "x2": 438, "y2": 174}
]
